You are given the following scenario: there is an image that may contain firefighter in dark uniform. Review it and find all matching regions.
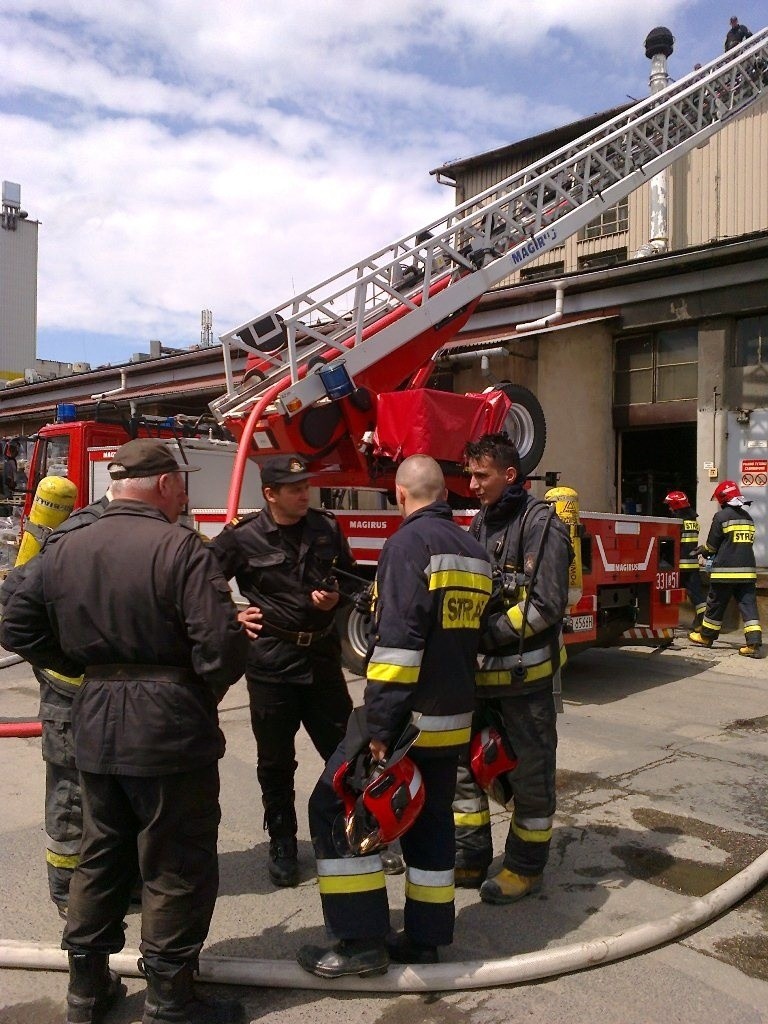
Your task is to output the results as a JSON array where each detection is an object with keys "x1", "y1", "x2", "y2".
[
  {"x1": 0, "y1": 439, "x2": 249, "y2": 1024},
  {"x1": 663, "y1": 490, "x2": 707, "y2": 630},
  {"x1": 0, "y1": 492, "x2": 110, "y2": 918},
  {"x1": 297, "y1": 455, "x2": 492, "y2": 978},
  {"x1": 725, "y1": 16, "x2": 751, "y2": 51},
  {"x1": 453, "y1": 433, "x2": 571, "y2": 905},
  {"x1": 210, "y1": 453, "x2": 361, "y2": 888},
  {"x1": 689, "y1": 479, "x2": 763, "y2": 658}
]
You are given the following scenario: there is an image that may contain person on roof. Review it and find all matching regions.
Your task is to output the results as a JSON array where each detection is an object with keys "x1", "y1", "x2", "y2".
[{"x1": 689, "y1": 480, "x2": 762, "y2": 658}]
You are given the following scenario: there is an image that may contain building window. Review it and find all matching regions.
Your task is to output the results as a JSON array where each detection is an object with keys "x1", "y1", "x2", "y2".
[
  {"x1": 519, "y1": 261, "x2": 565, "y2": 283},
  {"x1": 579, "y1": 197, "x2": 629, "y2": 240},
  {"x1": 577, "y1": 247, "x2": 627, "y2": 271},
  {"x1": 614, "y1": 327, "x2": 698, "y2": 405},
  {"x1": 733, "y1": 314, "x2": 768, "y2": 365}
]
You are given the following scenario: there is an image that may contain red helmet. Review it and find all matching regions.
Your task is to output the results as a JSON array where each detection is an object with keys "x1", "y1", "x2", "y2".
[
  {"x1": 469, "y1": 726, "x2": 519, "y2": 808},
  {"x1": 332, "y1": 754, "x2": 425, "y2": 856},
  {"x1": 663, "y1": 490, "x2": 689, "y2": 511},
  {"x1": 711, "y1": 480, "x2": 742, "y2": 504}
]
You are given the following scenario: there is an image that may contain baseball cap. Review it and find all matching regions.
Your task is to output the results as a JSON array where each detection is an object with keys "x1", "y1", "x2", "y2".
[
  {"x1": 108, "y1": 439, "x2": 201, "y2": 479},
  {"x1": 261, "y1": 453, "x2": 313, "y2": 487}
]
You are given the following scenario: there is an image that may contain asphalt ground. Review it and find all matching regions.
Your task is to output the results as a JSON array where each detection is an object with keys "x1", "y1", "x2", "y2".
[{"x1": 0, "y1": 631, "x2": 766, "y2": 1024}]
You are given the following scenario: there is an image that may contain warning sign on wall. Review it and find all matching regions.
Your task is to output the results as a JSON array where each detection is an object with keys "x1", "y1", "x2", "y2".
[{"x1": 741, "y1": 459, "x2": 768, "y2": 488}]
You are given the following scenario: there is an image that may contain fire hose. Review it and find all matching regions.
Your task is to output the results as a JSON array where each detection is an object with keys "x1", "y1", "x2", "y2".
[{"x1": 0, "y1": 848, "x2": 767, "y2": 991}]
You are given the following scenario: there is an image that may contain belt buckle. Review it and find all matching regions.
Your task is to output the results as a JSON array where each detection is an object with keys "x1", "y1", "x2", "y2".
[{"x1": 296, "y1": 631, "x2": 312, "y2": 647}]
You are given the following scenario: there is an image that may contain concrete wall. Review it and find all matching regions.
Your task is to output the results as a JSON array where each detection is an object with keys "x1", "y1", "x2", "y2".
[
  {"x1": 535, "y1": 323, "x2": 615, "y2": 511},
  {"x1": 0, "y1": 217, "x2": 37, "y2": 379}
]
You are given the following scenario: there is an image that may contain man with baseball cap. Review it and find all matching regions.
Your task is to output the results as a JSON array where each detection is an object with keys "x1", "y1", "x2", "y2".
[
  {"x1": 1, "y1": 436, "x2": 249, "y2": 1024},
  {"x1": 211, "y1": 452, "x2": 373, "y2": 888}
]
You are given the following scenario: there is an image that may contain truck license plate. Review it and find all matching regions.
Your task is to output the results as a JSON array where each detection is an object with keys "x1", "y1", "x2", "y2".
[{"x1": 571, "y1": 615, "x2": 594, "y2": 632}]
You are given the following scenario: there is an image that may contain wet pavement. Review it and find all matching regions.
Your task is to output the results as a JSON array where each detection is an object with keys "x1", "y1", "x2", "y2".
[{"x1": 0, "y1": 631, "x2": 766, "y2": 1023}]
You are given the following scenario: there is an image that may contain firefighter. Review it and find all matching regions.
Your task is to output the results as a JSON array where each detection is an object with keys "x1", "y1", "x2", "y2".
[
  {"x1": 663, "y1": 490, "x2": 707, "y2": 630},
  {"x1": 210, "y1": 453, "x2": 408, "y2": 888},
  {"x1": 0, "y1": 491, "x2": 111, "y2": 918},
  {"x1": 724, "y1": 16, "x2": 751, "y2": 51},
  {"x1": 453, "y1": 433, "x2": 571, "y2": 904},
  {"x1": 0, "y1": 439, "x2": 250, "y2": 1024},
  {"x1": 0, "y1": 439, "x2": 20, "y2": 516},
  {"x1": 689, "y1": 480, "x2": 762, "y2": 658},
  {"x1": 297, "y1": 455, "x2": 492, "y2": 977}
]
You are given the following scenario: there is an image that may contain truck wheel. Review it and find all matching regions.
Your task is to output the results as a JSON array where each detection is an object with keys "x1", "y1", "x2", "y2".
[
  {"x1": 337, "y1": 603, "x2": 370, "y2": 677},
  {"x1": 498, "y1": 383, "x2": 547, "y2": 476}
]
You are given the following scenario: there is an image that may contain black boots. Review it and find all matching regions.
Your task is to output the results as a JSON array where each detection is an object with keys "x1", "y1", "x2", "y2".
[
  {"x1": 296, "y1": 939, "x2": 389, "y2": 978},
  {"x1": 140, "y1": 960, "x2": 243, "y2": 1024},
  {"x1": 66, "y1": 952, "x2": 125, "y2": 1024},
  {"x1": 264, "y1": 805, "x2": 299, "y2": 887}
]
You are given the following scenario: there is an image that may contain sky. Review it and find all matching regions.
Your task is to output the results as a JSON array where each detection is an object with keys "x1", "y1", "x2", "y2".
[{"x1": 1, "y1": 0, "x2": 764, "y2": 369}]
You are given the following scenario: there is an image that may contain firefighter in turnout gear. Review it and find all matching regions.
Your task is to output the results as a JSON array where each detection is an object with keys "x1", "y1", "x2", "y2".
[
  {"x1": 663, "y1": 490, "x2": 707, "y2": 629},
  {"x1": 210, "y1": 453, "x2": 364, "y2": 889},
  {"x1": 0, "y1": 492, "x2": 111, "y2": 917},
  {"x1": 453, "y1": 433, "x2": 571, "y2": 905},
  {"x1": 297, "y1": 455, "x2": 492, "y2": 977},
  {"x1": 689, "y1": 480, "x2": 762, "y2": 658}
]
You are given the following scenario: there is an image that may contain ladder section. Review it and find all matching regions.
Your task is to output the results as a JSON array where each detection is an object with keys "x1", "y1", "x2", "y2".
[{"x1": 212, "y1": 29, "x2": 768, "y2": 424}]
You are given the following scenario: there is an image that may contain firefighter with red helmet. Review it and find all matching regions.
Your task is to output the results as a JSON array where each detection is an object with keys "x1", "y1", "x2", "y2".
[
  {"x1": 297, "y1": 454, "x2": 492, "y2": 977},
  {"x1": 663, "y1": 490, "x2": 707, "y2": 629},
  {"x1": 689, "y1": 480, "x2": 762, "y2": 657}
]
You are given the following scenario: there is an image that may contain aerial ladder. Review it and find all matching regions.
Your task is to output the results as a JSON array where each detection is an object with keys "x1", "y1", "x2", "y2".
[{"x1": 212, "y1": 29, "x2": 768, "y2": 516}]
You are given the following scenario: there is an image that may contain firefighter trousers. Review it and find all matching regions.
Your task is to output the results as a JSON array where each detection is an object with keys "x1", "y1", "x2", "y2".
[
  {"x1": 454, "y1": 690, "x2": 558, "y2": 877},
  {"x1": 700, "y1": 581, "x2": 762, "y2": 646},
  {"x1": 247, "y1": 666, "x2": 352, "y2": 822},
  {"x1": 63, "y1": 766, "x2": 221, "y2": 970},
  {"x1": 41, "y1": 718, "x2": 81, "y2": 912},
  {"x1": 309, "y1": 744, "x2": 459, "y2": 948},
  {"x1": 680, "y1": 569, "x2": 707, "y2": 622}
]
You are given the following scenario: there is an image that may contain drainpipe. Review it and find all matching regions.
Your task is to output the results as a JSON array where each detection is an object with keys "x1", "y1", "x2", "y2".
[
  {"x1": 515, "y1": 284, "x2": 565, "y2": 332},
  {"x1": 635, "y1": 28, "x2": 674, "y2": 257}
]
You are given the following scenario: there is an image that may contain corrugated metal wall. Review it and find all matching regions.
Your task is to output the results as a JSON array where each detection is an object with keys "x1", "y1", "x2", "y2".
[
  {"x1": 0, "y1": 219, "x2": 38, "y2": 378},
  {"x1": 455, "y1": 97, "x2": 768, "y2": 281}
]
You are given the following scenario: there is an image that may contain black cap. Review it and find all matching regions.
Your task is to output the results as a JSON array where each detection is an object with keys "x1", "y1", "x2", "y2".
[
  {"x1": 261, "y1": 453, "x2": 313, "y2": 487},
  {"x1": 108, "y1": 439, "x2": 201, "y2": 479}
]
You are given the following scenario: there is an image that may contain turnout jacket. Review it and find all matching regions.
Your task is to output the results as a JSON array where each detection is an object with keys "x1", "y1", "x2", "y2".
[
  {"x1": 210, "y1": 506, "x2": 356, "y2": 685},
  {"x1": 669, "y1": 505, "x2": 700, "y2": 571},
  {"x1": 701, "y1": 503, "x2": 757, "y2": 582},
  {"x1": 472, "y1": 485, "x2": 571, "y2": 696},
  {"x1": 364, "y1": 501, "x2": 492, "y2": 757},
  {"x1": 0, "y1": 500, "x2": 248, "y2": 775}
]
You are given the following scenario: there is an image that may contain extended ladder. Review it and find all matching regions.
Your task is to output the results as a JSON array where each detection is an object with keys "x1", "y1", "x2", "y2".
[{"x1": 213, "y1": 28, "x2": 768, "y2": 424}]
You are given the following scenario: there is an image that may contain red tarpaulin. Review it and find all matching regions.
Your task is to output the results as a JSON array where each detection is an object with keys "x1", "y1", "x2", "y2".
[{"x1": 373, "y1": 389, "x2": 511, "y2": 463}]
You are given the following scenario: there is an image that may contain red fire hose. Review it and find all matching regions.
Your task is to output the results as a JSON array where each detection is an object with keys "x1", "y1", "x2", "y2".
[{"x1": 0, "y1": 721, "x2": 42, "y2": 738}]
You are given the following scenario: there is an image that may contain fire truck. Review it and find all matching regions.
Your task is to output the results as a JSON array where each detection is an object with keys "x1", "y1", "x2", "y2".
[{"x1": 18, "y1": 31, "x2": 768, "y2": 671}]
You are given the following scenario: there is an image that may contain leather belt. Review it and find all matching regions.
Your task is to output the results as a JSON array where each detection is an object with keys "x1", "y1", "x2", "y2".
[
  {"x1": 84, "y1": 664, "x2": 193, "y2": 683},
  {"x1": 260, "y1": 621, "x2": 335, "y2": 647}
]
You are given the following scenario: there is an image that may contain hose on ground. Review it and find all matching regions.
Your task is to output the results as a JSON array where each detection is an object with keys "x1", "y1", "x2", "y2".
[{"x1": 0, "y1": 848, "x2": 766, "y2": 992}]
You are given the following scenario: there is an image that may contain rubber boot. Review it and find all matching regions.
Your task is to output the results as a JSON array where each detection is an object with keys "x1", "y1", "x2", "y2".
[
  {"x1": 688, "y1": 630, "x2": 714, "y2": 648},
  {"x1": 738, "y1": 644, "x2": 762, "y2": 659},
  {"x1": 479, "y1": 868, "x2": 542, "y2": 905},
  {"x1": 296, "y1": 939, "x2": 389, "y2": 979},
  {"x1": 264, "y1": 804, "x2": 299, "y2": 887},
  {"x1": 66, "y1": 952, "x2": 126, "y2": 1024},
  {"x1": 140, "y1": 960, "x2": 244, "y2": 1024}
]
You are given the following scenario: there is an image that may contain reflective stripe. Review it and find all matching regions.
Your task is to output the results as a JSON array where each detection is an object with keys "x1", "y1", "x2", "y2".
[
  {"x1": 413, "y1": 712, "x2": 472, "y2": 748},
  {"x1": 710, "y1": 570, "x2": 757, "y2": 580},
  {"x1": 507, "y1": 602, "x2": 547, "y2": 634},
  {"x1": 481, "y1": 646, "x2": 552, "y2": 671},
  {"x1": 427, "y1": 554, "x2": 493, "y2": 581},
  {"x1": 46, "y1": 850, "x2": 79, "y2": 869},
  {"x1": 316, "y1": 855, "x2": 386, "y2": 895},
  {"x1": 405, "y1": 868, "x2": 455, "y2": 904},
  {"x1": 512, "y1": 819, "x2": 552, "y2": 843},
  {"x1": 476, "y1": 646, "x2": 566, "y2": 688},
  {"x1": 413, "y1": 726, "x2": 471, "y2": 748},
  {"x1": 417, "y1": 712, "x2": 473, "y2": 731},
  {"x1": 701, "y1": 617, "x2": 722, "y2": 631},
  {"x1": 367, "y1": 646, "x2": 422, "y2": 685},
  {"x1": 454, "y1": 810, "x2": 490, "y2": 827},
  {"x1": 679, "y1": 558, "x2": 699, "y2": 569},
  {"x1": 722, "y1": 523, "x2": 755, "y2": 537},
  {"x1": 744, "y1": 622, "x2": 762, "y2": 635}
]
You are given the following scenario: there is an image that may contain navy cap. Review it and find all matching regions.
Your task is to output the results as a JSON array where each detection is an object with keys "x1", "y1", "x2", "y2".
[{"x1": 261, "y1": 454, "x2": 313, "y2": 487}]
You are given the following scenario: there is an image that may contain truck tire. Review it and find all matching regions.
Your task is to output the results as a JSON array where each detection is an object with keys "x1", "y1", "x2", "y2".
[
  {"x1": 337, "y1": 602, "x2": 370, "y2": 677},
  {"x1": 498, "y1": 383, "x2": 547, "y2": 476}
]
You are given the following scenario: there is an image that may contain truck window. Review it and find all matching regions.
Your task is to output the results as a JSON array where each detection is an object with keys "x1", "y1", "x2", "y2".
[{"x1": 30, "y1": 436, "x2": 71, "y2": 495}]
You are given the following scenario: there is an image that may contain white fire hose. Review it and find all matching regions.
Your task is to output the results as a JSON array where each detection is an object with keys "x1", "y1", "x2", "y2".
[{"x1": 1, "y1": 848, "x2": 767, "y2": 992}]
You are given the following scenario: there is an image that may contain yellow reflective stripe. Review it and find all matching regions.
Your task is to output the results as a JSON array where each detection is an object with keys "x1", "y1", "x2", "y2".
[
  {"x1": 709, "y1": 570, "x2": 757, "y2": 579},
  {"x1": 454, "y1": 810, "x2": 490, "y2": 827},
  {"x1": 511, "y1": 820, "x2": 552, "y2": 844},
  {"x1": 744, "y1": 623, "x2": 762, "y2": 635},
  {"x1": 413, "y1": 726, "x2": 471, "y2": 748},
  {"x1": 505, "y1": 605, "x2": 537, "y2": 636},
  {"x1": 429, "y1": 570, "x2": 493, "y2": 594},
  {"x1": 475, "y1": 670, "x2": 511, "y2": 686},
  {"x1": 405, "y1": 880, "x2": 455, "y2": 904},
  {"x1": 367, "y1": 663, "x2": 420, "y2": 685},
  {"x1": 46, "y1": 851, "x2": 79, "y2": 869},
  {"x1": 722, "y1": 523, "x2": 755, "y2": 534}
]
